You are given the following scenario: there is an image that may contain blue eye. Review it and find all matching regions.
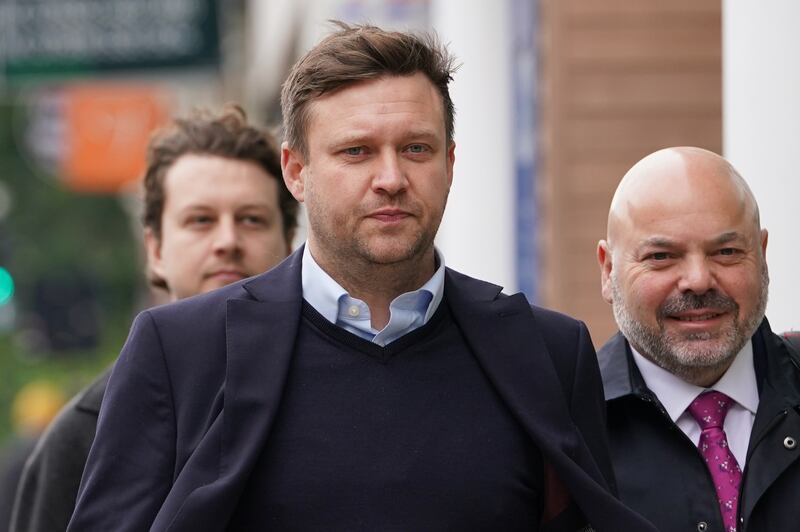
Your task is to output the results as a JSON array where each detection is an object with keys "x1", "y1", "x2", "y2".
[{"x1": 344, "y1": 147, "x2": 364, "y2": 156}]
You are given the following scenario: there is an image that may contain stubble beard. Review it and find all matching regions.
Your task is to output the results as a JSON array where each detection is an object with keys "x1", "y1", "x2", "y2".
[
  {"x1": 305, "y1": 187, "x2": 446, "y2": 293},
  {"x1": 610, "y1": 266, "x2": 769, "y2": 383}
]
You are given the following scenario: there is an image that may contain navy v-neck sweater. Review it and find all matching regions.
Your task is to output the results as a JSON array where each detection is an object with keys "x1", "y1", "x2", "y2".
[{"x1": 230, "y1": 300, "x2": 543, "y2": 530}]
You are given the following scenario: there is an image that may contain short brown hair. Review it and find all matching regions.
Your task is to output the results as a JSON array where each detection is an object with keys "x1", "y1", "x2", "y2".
[
  {"x1": 143, "y1": 105, "x2": 298, "y2": 242},
  {"x1": 281, "y1": 21, "x2": 458, "y2": 158}
]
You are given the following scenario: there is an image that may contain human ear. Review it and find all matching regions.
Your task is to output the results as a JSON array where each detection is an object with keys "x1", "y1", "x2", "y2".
[
  {"x1": 598, "y1": 240, "x2": 614, "y2": 304},
  {"x1": 281, "y1": 142, "x2": 306, "y2": 202},
  {"x1": 446, "y1": 141, "x2": 456, "y2": 187},
  {"x1": 144, "y1": 227, "x2": 166, "y2": 281}
]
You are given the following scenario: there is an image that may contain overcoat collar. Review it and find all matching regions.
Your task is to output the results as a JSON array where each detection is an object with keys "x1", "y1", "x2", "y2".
[
  {"x1": 597, "y1": 331, "x2": 649, "y2": 401},
  {"x1": 599, "y1": 319, "x2": 800, "y2": 398},
  {"x1": 598, "y1": 319, "x2": 800, "y2": 405}
]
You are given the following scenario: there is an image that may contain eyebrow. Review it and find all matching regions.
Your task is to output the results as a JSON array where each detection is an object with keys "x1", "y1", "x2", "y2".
[
  {"x1": 401, "y1": 128, "x2": 441, "y2": 141},
  {"x1": 178, "y1": 203, "x2": 272, "y2": 213},
  {"x1": 711, "y1": 231, "x2": 744, "y2": 245},
  {"x1": 638, "y1": 237, "x2": 676, "y2": 249},
  {"x1": 330, "y1": 128, "x2": 442, "y2": 148},
  {"x1": 637, "y1": 231, "x2": 745, "y2": 251}
]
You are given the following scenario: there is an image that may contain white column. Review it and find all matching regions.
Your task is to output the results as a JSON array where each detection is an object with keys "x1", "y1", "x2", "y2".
[
  {"x1": 724, "y1": 1, "x2": 800, "y2": 333},
  {"x1": 431, "y1": 1, "x2": 517, "y2": 292}
]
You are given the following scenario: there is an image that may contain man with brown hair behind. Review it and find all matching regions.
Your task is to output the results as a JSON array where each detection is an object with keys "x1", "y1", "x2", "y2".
[
  {"x1": 69, "y1": 23, "x2": 655, "y2": 531},
  {"x1": 11, "y1": 106, "x2": 297, "y2": 532}
]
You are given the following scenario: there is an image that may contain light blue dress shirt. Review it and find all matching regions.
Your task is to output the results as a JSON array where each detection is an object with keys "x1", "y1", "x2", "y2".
[{"x1": 301, "y1": 244, "x2": 445, "y2": 346}]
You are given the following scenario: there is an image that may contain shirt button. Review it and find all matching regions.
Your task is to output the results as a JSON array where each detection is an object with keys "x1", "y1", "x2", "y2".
[
  {"x1": 348, "y1": 305, "x2": 360, "y2": 317},
  {"x1": 784, "y1": 436, "x2": 797, "y2": 450},
  {"x1": 696, "y1": 522, "x2": 708, "y2": 532}
]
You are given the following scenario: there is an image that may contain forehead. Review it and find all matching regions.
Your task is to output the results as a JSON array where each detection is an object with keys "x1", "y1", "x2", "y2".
[
  {"x1": 162, "y1": 154, "x2": 279, "y2": 209},
  {"x1": 305, "y1": 73, "x2": 446, "y2": 142},
  {"x1": 616, "y1": 164, "x2": 758, "y2": 249}
]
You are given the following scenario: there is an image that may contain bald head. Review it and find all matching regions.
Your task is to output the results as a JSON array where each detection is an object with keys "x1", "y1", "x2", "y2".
[
  {"x1": 598, "y1": 147, "x2": 769, "y2": 386},
  {"x1": 607, "y1": 147, "x2": 761, "y2": 248}
]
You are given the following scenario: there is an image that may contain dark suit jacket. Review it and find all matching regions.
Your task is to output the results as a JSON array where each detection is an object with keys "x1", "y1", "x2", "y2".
[
  {"x1": 10, "y1": 368, "x2": 110, "y2": 532},
  {"x1": 599, "y1": 319, "x2": 800, "y2": 532},
  {"x1": 68, "y1": 250, "x2": 656, "y2": 532}
]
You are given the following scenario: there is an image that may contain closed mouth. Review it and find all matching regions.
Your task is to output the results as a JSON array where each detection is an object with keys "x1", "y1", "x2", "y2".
[
  {"x1": 205, "y1": 270, "x2": 246, "y2": 280},
  {"x1": 368, "y1": 209, "x2": 411, "y2": 221},
  {"x1": 671, "y1": 313, "x2": 724, "y2": 322}
]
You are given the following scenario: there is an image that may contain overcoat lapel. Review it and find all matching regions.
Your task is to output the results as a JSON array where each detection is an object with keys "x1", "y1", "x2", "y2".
[
  {"x1": 162, "y1": 250, "x2": 304, "y2": 531},
  {"x1": 741, "y1": 323, "x2": 800, "y2": 524}
]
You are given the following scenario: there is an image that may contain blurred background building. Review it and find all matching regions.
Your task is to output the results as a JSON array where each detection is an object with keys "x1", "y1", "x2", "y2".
[{"x1": 0, "y1": 0, "x2": 796, "y2": 451}]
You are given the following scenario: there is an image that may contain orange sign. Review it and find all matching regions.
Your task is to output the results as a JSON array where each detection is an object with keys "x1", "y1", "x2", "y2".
[{"x1": 61, "y1": 84, "x2": 170, "y2": 194}]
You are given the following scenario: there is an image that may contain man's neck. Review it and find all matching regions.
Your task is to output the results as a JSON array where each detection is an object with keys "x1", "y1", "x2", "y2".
[{"x1": 311, "y1": 248, "x2": 436, "y2": 330}]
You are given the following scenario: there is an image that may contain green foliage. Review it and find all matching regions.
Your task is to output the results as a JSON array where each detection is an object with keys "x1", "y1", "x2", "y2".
[
  {"x1": 0, "y1": 100, "x2": 141, "y2": 314},
  {"x1": 0, "y1": 320, "x2": 129, "y2": 442},
  {"x1": 0, "y1": 98, "x2": 143, "y2": 443}
]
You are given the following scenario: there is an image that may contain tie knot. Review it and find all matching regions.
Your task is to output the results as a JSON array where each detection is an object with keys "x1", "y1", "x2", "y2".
[{"x1": 687, "y1": 390, "x2": 734, "y2": 430}]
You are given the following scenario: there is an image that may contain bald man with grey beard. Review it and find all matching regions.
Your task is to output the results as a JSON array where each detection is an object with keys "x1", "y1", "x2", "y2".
[{"x1": 595, "y1": 146, "x2": 800, "y2": 532}]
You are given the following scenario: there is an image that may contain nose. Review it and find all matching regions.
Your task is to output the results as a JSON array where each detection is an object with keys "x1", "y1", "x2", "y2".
[
  {"x1": 212, "y1": 217, "x2": 242, "y2": 257},
  {"x1": 371, "y1": 151, "x2": 408, "y2": 195},
  {"x1": 677, "y1": 256, "x2": 716, "y2": 294}
]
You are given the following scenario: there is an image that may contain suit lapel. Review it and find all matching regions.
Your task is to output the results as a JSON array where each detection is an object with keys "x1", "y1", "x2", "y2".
[
  {"x1": 444, "y1": 269, "x2": 601, "y2": 482},
  {"x1": 741, "y1": 322, "x2": 800, "y2": 523},
  {"x1": 221, "y1": 296, "x2": 302, "y2": 474},
  {"x1": 163, "y1": 250, "x2": 304, "y2": 530},
  {"x1": 169, "y1": 260, "x2": 609, "y2": 529},
  {"x1": 222, "y1": 249, "x2": 305, "y2": 489}
]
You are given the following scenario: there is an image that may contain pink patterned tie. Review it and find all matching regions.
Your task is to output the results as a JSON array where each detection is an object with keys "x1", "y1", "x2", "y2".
[{"x1": 687, "y1": 391, "x2": 742, "y2": 532}]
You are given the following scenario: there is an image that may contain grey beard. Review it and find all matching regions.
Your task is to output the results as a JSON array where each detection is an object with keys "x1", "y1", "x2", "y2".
[{"x1": 611, "y1": 267, "x2": 769, "y2": 383}]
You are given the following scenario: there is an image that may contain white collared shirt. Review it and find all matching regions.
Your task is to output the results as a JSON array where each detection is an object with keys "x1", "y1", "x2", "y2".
[
  {"x1": 301, "y1": 244, "x2": 445, "y2": 347},
  {"x1": 631, "y1": 341, "x2": 759, "y2": 469}
]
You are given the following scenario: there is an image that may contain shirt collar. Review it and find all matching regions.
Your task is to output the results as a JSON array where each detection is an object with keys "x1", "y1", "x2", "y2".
[
  {"x1": 300, "y1": 243, "x2": 445, "y2": 328},
  {"x1": 301, "y1": 245, "x2": 347, "y2": 324},
  {"x1": 632, "y1": 340, "x2": 759, "y2": 422}
]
